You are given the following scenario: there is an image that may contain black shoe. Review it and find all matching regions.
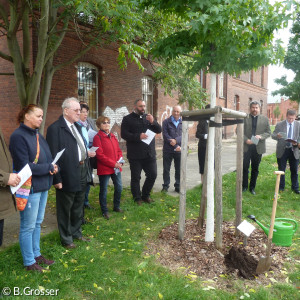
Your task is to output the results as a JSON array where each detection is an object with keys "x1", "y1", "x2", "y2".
[
  {"x1": 113, "y1": 208, "x2": 124, "y2": 213},
  {"x1": 175, "y1": 187, "x2": 180, "y2": 193},
  {"x1": 250, "y1": 189, "x2": 256, "y2": 195},
  {"x1": 292, "y1": 189, "x2": 300, "y2": 194},
  {"x1": 84, "y1": 204, "x2": 94, "y2": 210},
  {"x1": 102, "y1": 213, "x2": 109, "y2": 220},
  {"x1": 242, "y1": 187, "x2": 247, "y2": 192},
  {"x1": 161, "y1": 187, "x2": 168, "y2": 193}
]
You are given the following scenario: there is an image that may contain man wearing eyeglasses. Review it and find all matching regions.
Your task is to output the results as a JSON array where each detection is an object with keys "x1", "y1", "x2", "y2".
[
  {"x1": 46, "y1": 97, "x2": 95, "y2": 248},
  {"x1": 121, "y1": 99, "x2": 162, "y2": 205}
]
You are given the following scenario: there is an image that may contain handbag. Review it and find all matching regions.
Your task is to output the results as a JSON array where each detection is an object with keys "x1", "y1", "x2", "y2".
[
  {"x1": 15, "y1": 133, "x2": 40, "y2": 211},
  {"x1": 89, "y1": 133, "x2": 101, "y2": 169}
]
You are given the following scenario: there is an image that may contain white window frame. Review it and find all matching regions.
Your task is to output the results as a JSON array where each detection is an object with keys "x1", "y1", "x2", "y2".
[
  {"x1": 77, "y1": 62, "x2": 99, "y2": 119},
  {"x1": 142, "y1": 76, "x2": 153, "y2": 114}
]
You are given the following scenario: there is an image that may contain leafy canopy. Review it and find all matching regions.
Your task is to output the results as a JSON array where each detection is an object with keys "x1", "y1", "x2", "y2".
[
  {"x1": 272, "y1": 6, "x2": 300, "y2": 103},
  {"x1": 142, "y1": 0, "x2": 294, "y2": 75}
]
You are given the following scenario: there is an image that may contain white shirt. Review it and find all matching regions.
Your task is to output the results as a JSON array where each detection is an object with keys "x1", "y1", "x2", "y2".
[{"x1": 64, "y1": 117, "x2": 86, "y2": 162}]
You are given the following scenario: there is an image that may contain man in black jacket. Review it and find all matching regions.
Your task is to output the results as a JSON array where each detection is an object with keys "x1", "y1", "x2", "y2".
[
  {"x1": 121, "y1": 99, "x2": 162, "y2": 205},
  {"x1": 46, "y1": 97, "x2": 94, "y2": 248}
]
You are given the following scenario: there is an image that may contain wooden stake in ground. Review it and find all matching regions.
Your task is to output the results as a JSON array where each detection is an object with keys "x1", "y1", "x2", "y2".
[{"x1": 256, "y1": 170, "x2": 284, "y2": 274}]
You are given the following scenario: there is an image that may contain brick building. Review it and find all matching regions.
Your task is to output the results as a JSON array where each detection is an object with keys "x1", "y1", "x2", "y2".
[
  {"x1": 267, "y1": 97, "x2": 299, "y2": 125},
  {"x1": 0, "y1": 8, "x2": 269, "y2": 144}
]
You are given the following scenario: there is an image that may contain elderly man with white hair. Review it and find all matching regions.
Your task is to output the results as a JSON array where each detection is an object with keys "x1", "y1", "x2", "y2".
[{"x1": 46, "y1": 97, "x2": 95, "y2": 249}]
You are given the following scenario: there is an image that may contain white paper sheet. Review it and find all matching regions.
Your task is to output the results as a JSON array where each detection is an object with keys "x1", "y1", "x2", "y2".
[
  {"x1": 88, "y1": 128, "x2": 98, "y2": 142},
  {"x1": 89, "y1": 146, "x2": 99, "y2": 153},
  {"x1": 52, "y1": 148, "x2": 65, "y2": 165},
  {"x1": 251, "y1": 135, "x2": 259, "y2": 145},
  {"x1": 141, "y1": 129, "x2": 156, "y2": 145},
  {"x1": 10, "y1": 164, "x2": 32, "y2": 194},
  {"x1": 237, "y1": 220, "x2": 256, "y2": 237}
]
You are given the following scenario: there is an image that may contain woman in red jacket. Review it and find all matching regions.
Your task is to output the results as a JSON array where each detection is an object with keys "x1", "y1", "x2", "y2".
[{"x1": 93, "y1": 116, "x2": 123, "y2": 219}]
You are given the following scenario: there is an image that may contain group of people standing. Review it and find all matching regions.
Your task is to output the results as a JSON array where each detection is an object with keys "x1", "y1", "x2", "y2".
[{"x1": 0, "y1": 97, "x2": 299, "y2": 274}]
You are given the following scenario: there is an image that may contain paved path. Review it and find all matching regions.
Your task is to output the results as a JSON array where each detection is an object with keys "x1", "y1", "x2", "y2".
[{"x1": 1, "y1": 138, "x2": 276, "y2": 248}]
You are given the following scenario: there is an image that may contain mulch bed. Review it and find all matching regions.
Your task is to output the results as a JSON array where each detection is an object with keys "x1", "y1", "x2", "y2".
[{"x1": 146, "y1": 219, "x2": 295, "y2": 289}]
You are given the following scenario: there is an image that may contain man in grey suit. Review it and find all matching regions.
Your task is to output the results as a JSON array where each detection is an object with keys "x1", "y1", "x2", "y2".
[
  {"x1": 243, "y1": 101, "x2": 271, "y2": 195},
  {"x1": 272, "y1": 109, "x2": 300, "y2": 194}
]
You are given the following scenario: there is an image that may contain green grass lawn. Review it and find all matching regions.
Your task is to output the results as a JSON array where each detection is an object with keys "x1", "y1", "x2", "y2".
[{"x1": 0, "y1": 154, "x2": 299, "y2": 299}]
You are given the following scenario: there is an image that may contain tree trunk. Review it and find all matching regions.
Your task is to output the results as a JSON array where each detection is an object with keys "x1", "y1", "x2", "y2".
[
  {"x1": 39, "y1": 57, "x2": 55, "y2": 135},
  {"x1": 178, "y1": 120, "x2": 189, "y2": 240},
  {"x1": 205, "y1": 73, "x2": 216, "y2": 242},
  {"x1": 215, "y1": 110, "x2": 223, "y2": 249},
  {"x1": 235, "y1": 122, "x2": 244, "y2": 235}
]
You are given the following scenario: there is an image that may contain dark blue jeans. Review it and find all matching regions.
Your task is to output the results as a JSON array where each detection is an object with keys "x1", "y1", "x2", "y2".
[
  {"x1": 277, "y1": 148, "x2": 299, "y2": 191},
  {"x1": 98, "y1": 173, "x2": 122, "y2": 214},
  {"x1": 162, "y1": 152, "x2": 181, "y2": 189}
]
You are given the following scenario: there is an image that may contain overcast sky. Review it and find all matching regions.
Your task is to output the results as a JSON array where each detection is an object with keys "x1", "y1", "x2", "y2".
[{"x1": 267, "y1": 2, "x2": 295, "y2": 103}]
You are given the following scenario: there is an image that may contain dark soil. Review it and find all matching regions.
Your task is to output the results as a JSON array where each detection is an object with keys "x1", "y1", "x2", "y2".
[{"x1": 146, "y1": 219, "x2": 295, "y2": 289}]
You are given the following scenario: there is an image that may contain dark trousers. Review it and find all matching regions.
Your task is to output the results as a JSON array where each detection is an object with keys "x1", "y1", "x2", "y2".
[
  {"x1": 277, "y1": 148, "x2": 299, "y2": 191},
  {"x1": 162, "y1": 152, "x2": 181, "y2": 189},
  {"x1": 56, "y1": 163, "x2": 88, "y2": 245},
  {"x1": 198, "y1": 145, "x2": 206, "y2": 174},
  {"x1": 0, "y1": 219, "x2": 3, "y2": 246},
  {"x1": 243, "y1": 145, "x2": 262, "y2": 190},
  {"x1": 129, "y1": 158, "x2": 157, "y2": 201}
]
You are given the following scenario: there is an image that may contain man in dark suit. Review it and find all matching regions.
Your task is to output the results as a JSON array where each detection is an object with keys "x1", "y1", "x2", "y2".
[
  {"x1": 243, "y1": 101, "x2": 271, "y2": 195},
  {"x1": 272, "y1": 109, "x2": 300, "y2": 194},
  {"x1": 46, "y1": 97, "x2": 94, "y2": 248},
  {"x1": 121, "y1": 99, "x2": 162, "y2": 205},
  {"x1": 161, "y1": 105, "x2": 182, "y2": 193}
]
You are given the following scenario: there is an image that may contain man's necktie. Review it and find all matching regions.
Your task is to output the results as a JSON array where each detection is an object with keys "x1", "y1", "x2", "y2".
[
  {"x1": 287, "y1": 123, "x2": 292, "y2": 148},
  {"x1": 71, "y1": 125, "x2": 86, "y2": 161}
]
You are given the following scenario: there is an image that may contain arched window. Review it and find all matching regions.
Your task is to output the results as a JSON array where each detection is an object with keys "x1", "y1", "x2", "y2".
[
  {"x1": 142, "y1": 76, "x2": 153, "y2": 114},
  {"x1": 77, "y1": 62, "x2": 98, "y2": 119}
]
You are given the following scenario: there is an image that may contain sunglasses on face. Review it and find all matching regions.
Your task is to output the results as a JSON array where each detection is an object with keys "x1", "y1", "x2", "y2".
[{"x1": 102, "y1": 121, "x2": 110, "y2": 124}]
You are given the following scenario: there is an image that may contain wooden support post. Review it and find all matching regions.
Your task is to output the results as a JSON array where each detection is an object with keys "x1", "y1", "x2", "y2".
[
  {"x1": 178, "y1": 120, "x2": 189, "y2": 240},
  {"x1": 215, "y1": 111, "x2": 223, "y2": 249},
  {"x1": 205, "y1": 73, "x2": 216, "y2": 242},
  {"x1": 235, "y1": 122, "x2": 244, "y2": 235},
  {"x1": 198, "y1": 142, "x2": 208, "y2": 228}
]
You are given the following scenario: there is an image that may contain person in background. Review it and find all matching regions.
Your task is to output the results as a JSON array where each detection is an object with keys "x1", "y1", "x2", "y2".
[
  {"x1": 9, "y1": 104, "x2": 58, "y2": 272},
  {"x1": 77, "y1": 103, "x2": 95, "y2": 211},
  {"x1": 93, "y1": 116, "x2": 123, "y2": 219},
  {"x1": 242, "y1": 101, "x2": 271, "y2": 195},
  {"x1": 121, "y1": 99, "x2": 162, "y2": 205},
  {"x1": 0, "y1": 126, "x2": 19, "y2": 247},
  {"x1": 196, "y1": 104, "x2": 210, "y2": 183},
  {"x1": 272, "y1": 109, "x2": 300, "y2": 194},
  {"x1": 46, "y1": 97, "x2": 94, "y2": 249},
  {"x1": 161, "y1": 105, "x2": 182, "y2": 193}
]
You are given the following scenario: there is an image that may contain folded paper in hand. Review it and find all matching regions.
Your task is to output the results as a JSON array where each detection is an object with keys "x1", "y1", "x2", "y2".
[
  {"x1": 10, "y1": 164, "x2": 32, "y2": 195},
  {"x1": 251, "y1": 135, "x2": 259, "y2": 145},
  {"x1": 141, "y1": 129, "x2": 156, "y2": 145}
]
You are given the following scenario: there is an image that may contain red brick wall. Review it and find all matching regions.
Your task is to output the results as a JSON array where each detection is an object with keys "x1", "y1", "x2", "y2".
[{"x1": 267, "y1": 98, "x2": 299, "y2": 125}]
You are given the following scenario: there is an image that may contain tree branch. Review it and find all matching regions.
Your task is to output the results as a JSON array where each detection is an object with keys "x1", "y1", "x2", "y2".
[
  {"x1": 0, "y1": 50, "x2": 13, "y2": 62},
  {"x1": 0, "y1": 4, "x2": 9, "y2": 28}
]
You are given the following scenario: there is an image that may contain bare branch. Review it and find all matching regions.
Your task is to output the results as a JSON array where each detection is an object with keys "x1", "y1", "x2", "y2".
[
  {"x1": 0, "y1": 50, "x2": 13, "y2": 62},
  {"x1": 0, "y1": 4, "x2": 9, "y2": 28}
]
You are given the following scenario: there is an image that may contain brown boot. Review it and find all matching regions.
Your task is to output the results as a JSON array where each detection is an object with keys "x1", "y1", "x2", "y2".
[
  {"x1": 26, "y1": 262, "x2": 46, "y2": 273},
  {"x1": 35, "y1": 255, "x2": 55, "y2": 266}
]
